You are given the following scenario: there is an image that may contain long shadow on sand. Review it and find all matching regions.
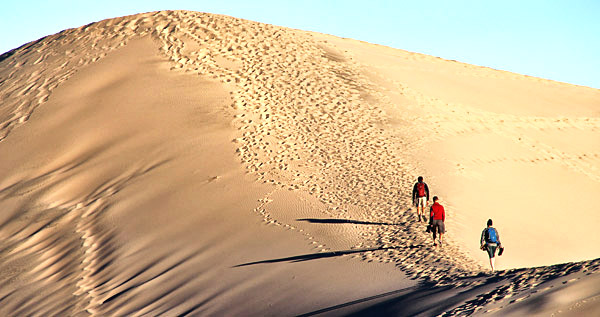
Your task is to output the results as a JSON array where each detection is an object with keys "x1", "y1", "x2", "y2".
[
  {"x1": 297, "y1": 274, "x2": 511, "y2": 316},
  {"x1": 296, "y1": 284, "x2": 419, "y2": 317},
  {"x1": 234, "y1": 246, "x2": 402, "y2": 267},
  {"x1": 299, "y1": 257, "x2": 600, "y2": 316},
  {"x1": 296, "y1": 279, "x2": 466, "y2": 317},
  {"x1": 296, "y1": 218, "x2": 397, "y2": 226}
]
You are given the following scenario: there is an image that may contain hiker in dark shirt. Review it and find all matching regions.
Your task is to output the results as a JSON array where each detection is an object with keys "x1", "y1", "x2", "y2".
[
  {"x1": 480, "y1": 219, "x2": 503, "y2": 272},
  {"x1": 412, "y1": 176, "x2": 429, "y2": 222}
]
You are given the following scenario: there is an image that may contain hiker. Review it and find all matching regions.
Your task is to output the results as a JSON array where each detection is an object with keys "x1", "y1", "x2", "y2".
[
  {"x1": 480, "y1": 219, "x2": 503, "y2": 272},
  {"x1": 429, "y1": 196, "x2": 445, "y2": 246},
  {"x1": 412, "y1": 176, "x2": 430, "y2": 222}
]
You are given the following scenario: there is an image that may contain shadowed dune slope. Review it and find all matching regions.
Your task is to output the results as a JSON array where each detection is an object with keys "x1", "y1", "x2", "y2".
[{"x1": 0, "y1": 10, "x2": 599, "y2": 316}]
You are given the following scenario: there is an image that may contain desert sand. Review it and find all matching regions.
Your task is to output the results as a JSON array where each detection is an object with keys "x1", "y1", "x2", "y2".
[{"x1": 0, "y1": 10, "x2": 599, "y2": 316}]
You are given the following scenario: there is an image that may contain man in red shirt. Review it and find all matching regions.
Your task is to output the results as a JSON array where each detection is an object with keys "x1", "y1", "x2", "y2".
[{"x1": 429, "y1": 196, "x2": 445, "y2": 246}]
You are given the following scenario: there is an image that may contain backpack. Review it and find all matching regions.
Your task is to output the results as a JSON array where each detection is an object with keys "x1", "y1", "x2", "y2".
[
  {"x1": 417, "y1": 182, "x2": 426, "y2": 197},
  {"x1": 486, "y1": 228, "x2": 498, "y2": 243}
]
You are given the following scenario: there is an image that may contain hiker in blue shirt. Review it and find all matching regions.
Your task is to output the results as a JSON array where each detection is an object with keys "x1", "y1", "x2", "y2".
[{"x1": 480, "y1": 219, "x2": 503, "y2": 272}]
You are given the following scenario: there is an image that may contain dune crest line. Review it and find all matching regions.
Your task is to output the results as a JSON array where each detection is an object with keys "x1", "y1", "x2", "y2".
[{"x1": 1, "y1": 9, "x2": 599, "y2": 316}]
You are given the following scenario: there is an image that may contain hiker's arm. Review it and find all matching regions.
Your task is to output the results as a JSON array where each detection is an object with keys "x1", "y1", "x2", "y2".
[
  {"x1": 480, "y1": 230, "x2": 486, "y2": 246},
  {"x1": 425, "y1": 183, "x2": 430, "y2": 200}
]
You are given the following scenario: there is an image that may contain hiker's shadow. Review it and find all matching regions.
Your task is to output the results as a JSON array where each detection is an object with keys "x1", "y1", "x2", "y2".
[
  {"x1": 297, "y1": 218, "x2": 397, "y2": 226},
  {"x1": 234, "y1": 213, "x2": 426, "y2": 267},
  {"x1": 233, "y1": 246, "x2": 401, "y2": 267}
]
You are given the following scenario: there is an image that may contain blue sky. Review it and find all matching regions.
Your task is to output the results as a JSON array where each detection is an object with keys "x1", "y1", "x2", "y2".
[{"x1": 1, "y1": 0, "x2": 599, "y2": 88}]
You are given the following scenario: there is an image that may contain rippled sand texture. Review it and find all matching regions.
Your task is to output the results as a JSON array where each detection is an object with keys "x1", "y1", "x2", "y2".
[{"x1": 1, "y1": 10, "x2": 599, "y2": 316}]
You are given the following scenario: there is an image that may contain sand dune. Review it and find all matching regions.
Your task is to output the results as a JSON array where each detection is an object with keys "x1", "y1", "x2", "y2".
[{"x1": 1, "y1": 10, "x2": 599, "y2": 316}]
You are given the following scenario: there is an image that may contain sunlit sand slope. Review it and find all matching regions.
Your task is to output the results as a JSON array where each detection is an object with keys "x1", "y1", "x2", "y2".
[{"x1": 1, "y1": 10, "x2": 599, "y2": 316}]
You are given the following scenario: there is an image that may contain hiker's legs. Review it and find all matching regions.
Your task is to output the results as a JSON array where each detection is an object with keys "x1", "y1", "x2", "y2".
[
  {"x1": 432, "y1": 220, "x2": 444, "y2": 245},
  {"x1": 416, "y1": 197, "x2": 426, "y2": 221},
  {"x1": 417, "y1": 200, "x2": 423, "y2": 221},
  {"x1": 486, "y1": 245, "x2": 497, "y2": 271}
]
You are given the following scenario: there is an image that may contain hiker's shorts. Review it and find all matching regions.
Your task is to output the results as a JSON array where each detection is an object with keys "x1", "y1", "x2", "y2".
[
  {"x1": 486, "y1": 243, "x2": 498, "y2": 258},
  {"x1": 416, "y1": 196, "x2": 427, "y2": 207},
  {"x1": 432, "y1": 219, "x2": 445, "y2": 234}
]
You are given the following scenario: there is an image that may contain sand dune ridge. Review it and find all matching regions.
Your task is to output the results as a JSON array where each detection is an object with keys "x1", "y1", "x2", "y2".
[{"x1": 1, "y1": 10, "x2": 599, "y2": 316}]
